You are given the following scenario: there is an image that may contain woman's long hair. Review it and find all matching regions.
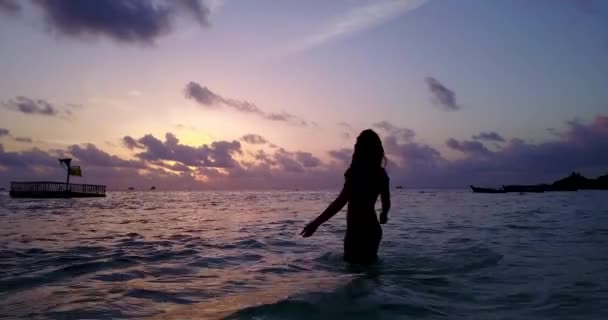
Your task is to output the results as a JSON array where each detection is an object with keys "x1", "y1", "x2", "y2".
[{"x1": 348, "y1": 129, "x2": 386, "y2": 174}]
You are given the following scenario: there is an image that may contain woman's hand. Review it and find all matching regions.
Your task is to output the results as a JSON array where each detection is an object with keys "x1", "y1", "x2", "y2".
[
  {"x1": 300, "y1": 221, "x2": 319, "y2": 237},
  {"x1": 379, "y1": 213, "x2": 388, "y2": 224}
]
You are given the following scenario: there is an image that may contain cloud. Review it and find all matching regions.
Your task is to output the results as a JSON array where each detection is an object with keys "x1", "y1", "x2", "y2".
[
  {"x1": 184, "y1": 82, "x2": 222, "y2": 106},
  {"x1": 2, "y1": 96, "x2": 59, "y2": 116},
  {"x1": 295, "y1": 151, "x2": 321, "y2": 168},
  {"x1": 0, "y1": 128, "x2": 9, "y2": 137},
  {"x1": 286, "y1": 0, "x2": 429, "y2": 54},
  {"x1": 31, "y1": 0, "x2": 210, "y2": 44},
  {"x1": 241, "y1": 134, "x2": 268, "y2": 145},
  {"x1": 252, "y1": 149, "x2": 276, "y2": 166},
  {"x1": 122, "y1": 136, "x2": 143, "y2": 150},
  {"x1": 425, "y1": 77, "x2": 461, "y2": 111},
  {"x1": 472, "y1": 131, "x2": 505, "y2": 142},
  {"x1": 0, "y1": 0, "x2": 20, "y2": 15},
  {"x1": 185, "y1": 81, "x2": 309, "y2": 126},
  {"x1": 134, "y1": 132, "x2": 242, "y2": 168},
  {"x1": 68, "y1": 143, "x2": 144, "y2": 168},
  {"x1": 446, "y1": 138, "x2": 492, "y2": 156},
  {"x1": 0, "y1": 144, "x2": 58, "y2": 168},
  {"x1": 273, "y1": 149, "x2": 305, "y2": 173},
  {"x1": 328, "y1": 148, "x2": 352, "y2": 163},
  {"x1": 373, "y1": 121, "x2": 415, "y2": 142}
]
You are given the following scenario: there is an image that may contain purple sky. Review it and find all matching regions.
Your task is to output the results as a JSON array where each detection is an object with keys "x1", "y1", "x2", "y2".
[{"x1": 0, "y1": 0, "x2": 607, "y2": 189}]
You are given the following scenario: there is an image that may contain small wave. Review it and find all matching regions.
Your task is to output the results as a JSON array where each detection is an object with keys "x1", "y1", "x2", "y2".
[
  {"x1": 94, "y1": 270, "x2": 147, "y2": 282},
  {"x1": 235, "y1": 239, "x2": 266, "y2": 249},
  {"x1": 0, "y1": 257, "x2": 137, "y2": 293},
  {"x1": 506, "y1": 224, "x2": 542, "y2": 230},
  {"x1": 126, "y1": 288, "x2": 193, "y2": 304},
  {"x1": 187, "y1": 256, "x2": 226, "y2": 268}
]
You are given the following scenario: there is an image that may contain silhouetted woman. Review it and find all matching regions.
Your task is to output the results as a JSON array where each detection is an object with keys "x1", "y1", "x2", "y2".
[{"x1": 301, "y1": 129, "x2": 391, "y2": 264}]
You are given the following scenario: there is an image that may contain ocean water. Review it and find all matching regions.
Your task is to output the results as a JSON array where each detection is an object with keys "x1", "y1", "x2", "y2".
[{"x1": 0, "y1": 190, "x2": 607, "y2": 319}]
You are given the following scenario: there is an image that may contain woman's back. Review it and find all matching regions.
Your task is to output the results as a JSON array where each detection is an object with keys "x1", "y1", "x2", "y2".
[
  {"x1": 345, "y1": 168, "x2": 389, "y2": 223},
  {"x1": 343, "y1": 167, "x2": 389, "y2": 263}
]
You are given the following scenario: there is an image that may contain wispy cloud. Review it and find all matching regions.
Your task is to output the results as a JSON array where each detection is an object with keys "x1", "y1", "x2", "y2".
[
  {"x1": 184, "y1": 81, "x2": 310, "y2": 126},
  {"x1": 285, "y1": 0, "x2": 429, "y2": 54},
  {"x1": 425, "y1": 77, "x2": 461, "y2": 111},
  {"x1": 2, "y1": 96, "x2": 78, "y2": 118}
]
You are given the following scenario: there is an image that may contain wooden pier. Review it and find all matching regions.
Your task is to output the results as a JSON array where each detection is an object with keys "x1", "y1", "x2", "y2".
[{"x1": 9, "y1": 181, "x2": 106, "y2": 198}]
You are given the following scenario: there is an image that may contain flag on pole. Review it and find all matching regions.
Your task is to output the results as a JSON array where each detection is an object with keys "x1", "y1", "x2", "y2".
[{"x1": 69, "y1": 166, "x2": 82, "y2": 176}]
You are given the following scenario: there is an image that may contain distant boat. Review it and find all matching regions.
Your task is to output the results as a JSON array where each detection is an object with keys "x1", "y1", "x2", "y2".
[
  {"x1": 128, "y1": 187, "x2": 135, "y2": 190},
  {"x1": 0, "y1": 187, "x2": 6, "y2": 192},
  {"x1": 150, "y1": 186, "x2": 156, "y2": 190},
  {"x1": 10, "y1": 158, "x2": 106, "y2": 198},
  {"x1": 470, "y1": 185, "x2": 505, "y2": 194},
  {"x1": 396, "y1": 186, "x2": 404, "y2": 189}
]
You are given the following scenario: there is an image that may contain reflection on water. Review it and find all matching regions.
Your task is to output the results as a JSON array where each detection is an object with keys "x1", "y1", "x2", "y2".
[{"x1": 0, "y1": 190, "x2": 607, "y2": 319}]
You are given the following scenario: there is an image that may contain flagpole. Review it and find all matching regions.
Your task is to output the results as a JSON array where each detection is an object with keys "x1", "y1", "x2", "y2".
[{"x1": 61, "y1": 158, "x2": 72, "y2": 192}]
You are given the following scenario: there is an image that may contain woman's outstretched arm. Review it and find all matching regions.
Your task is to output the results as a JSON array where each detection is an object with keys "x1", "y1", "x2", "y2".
[{"x1": 300, "y1": 184, "x2": 350, "y2": 237}]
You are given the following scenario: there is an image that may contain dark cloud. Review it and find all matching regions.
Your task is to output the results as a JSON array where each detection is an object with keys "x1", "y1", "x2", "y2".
[
  {"x1": 134, "y1": 132, "x2": 242, "y2": 168},
  {"x1": 262, "y1": 149, "x2": 322, "y2": 172},
  {"x1": 0, "y1": 144, "x2": 58, "y2": 168},
  {"x1": 68, "y1": 143, "x2": 143, "y2": 168},
  {"x1": 122, "y1": 136, "x2": 143, "y2": 150},
  {"x1": 185, "y1": 81, "x2": 309, "y2": 126},
  {"x1": 2, "y1": 96, "x2": 59, "y2": 116},
  {"x1": 31, "y1": 0, "x2": 210, "y2": 44},
  {"x1": 328, "y1": 148, "x2": 352, "y2": 163},
  {"x1": 151, "y1": 160, "x2": 192, "y2": 173},
  {"x1": 373, "y1": 121, "x2": 415, "y2": 142},
  {"x1": 241, "y1": 134, "x2": 268, "y2": 145},
  {"x1": 472, "y1": 131, "x2": 505, "y2": 142},
  {"x1": 295, "y1": 151, "x2": 321, "y2": 168},
  {"x1": 184, "y1": 82, "x2": 222, "y2": 106},
  {"x1": 425, "y1": 77, "x2": 461, "y2": 111},
  {"x1": 0, "y1": 128, "x2": 9, "y2": 137},
  {"x1": 446, "y1": 138, "x2": 492, "y2": 156},
  {"x1": 252, "y1": 150, "x2": 276, "y2": 166},
  {"x1": 273, "y1": 149, "x2": 305, "y2": 173},
  {"x1": 14, "y1": 137, "x2": 33, "y2": 143},
  {"x1": 0, "y1": 0, "x2": 20, "y2": 15}
]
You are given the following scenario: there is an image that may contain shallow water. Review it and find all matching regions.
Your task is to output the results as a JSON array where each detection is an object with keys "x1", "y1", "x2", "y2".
[{"x1": 0, "y1": 190, "x2": 607, "y2": 319}]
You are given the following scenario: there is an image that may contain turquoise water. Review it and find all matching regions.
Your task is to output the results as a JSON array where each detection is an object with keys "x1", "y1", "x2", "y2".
[{"x1": 0, "y1": 190, "x2": 607, "y2": 319}]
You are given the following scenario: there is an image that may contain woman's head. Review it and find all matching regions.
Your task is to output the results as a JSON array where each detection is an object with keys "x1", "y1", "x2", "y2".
[{"x1": 350, "y1": 129, "x2": 385, "y2": 171}]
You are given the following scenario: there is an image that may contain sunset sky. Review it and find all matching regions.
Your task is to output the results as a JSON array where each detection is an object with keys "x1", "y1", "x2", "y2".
[{"x1": 1, "y1": 0, "x2": 607, "y2": 189}]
